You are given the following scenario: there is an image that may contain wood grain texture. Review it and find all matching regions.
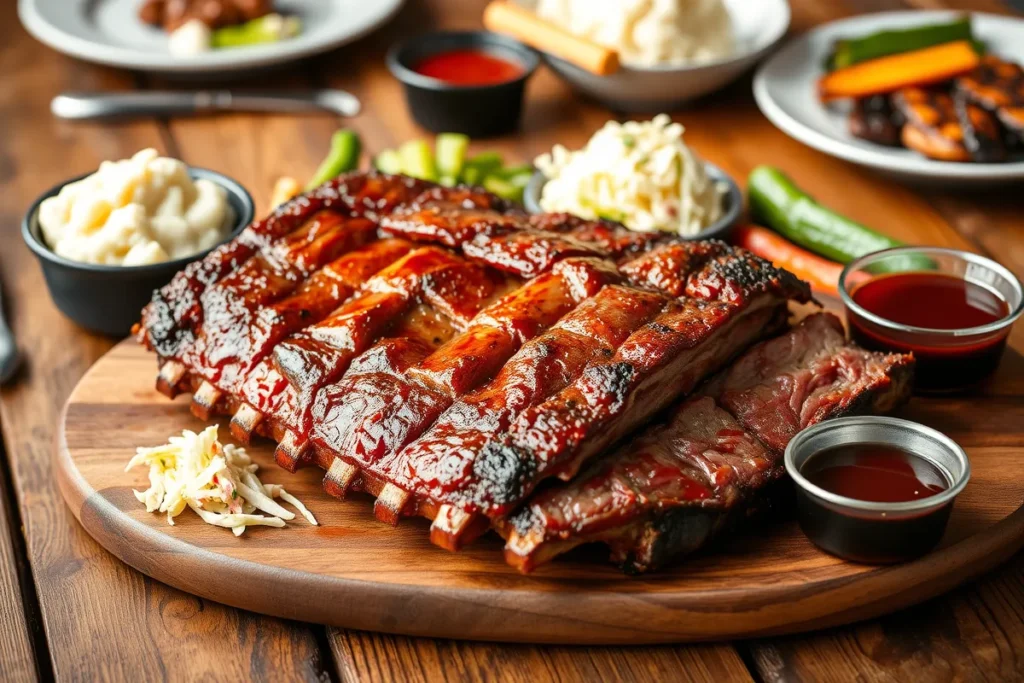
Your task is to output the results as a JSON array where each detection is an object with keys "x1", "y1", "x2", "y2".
[
  {"x1": 329, "y1": 630, "x2": 754, "y2": 683},
  {"x1": 741, "y1": 1, "x2": 1024, "y2": 681},
  {"x1": 55, "y1": 335, "x2": 1024, "y2": 644},
  {"x1": 0, "y1": 442, "x2": 38, "y2": 682},
  {"x1": 0, "y1": 4, "x2": 330, "y2": 681}
]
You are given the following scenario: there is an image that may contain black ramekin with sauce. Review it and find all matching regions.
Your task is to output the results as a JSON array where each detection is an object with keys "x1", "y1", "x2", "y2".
[
  {"x1": 387, "y1": 31, "x2": 540, "y2": 137},
  {"x1": 785, "y1": 416, "x2": 970, "y2": 564},
  {"x1": 839, "y1": 246, "x2": 1023, "y2": 393}
]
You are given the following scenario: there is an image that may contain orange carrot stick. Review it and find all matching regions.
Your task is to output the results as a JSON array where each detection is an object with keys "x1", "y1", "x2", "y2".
[
  {"x1": 483, "y1": 1, "x2": 620, "y2": 76},
  {"x1": 734, "y1": 225, "x2": 845, "y2": 296},
  {"x1": 818, "y1": 40, "x2": 980, "y2": 102}
]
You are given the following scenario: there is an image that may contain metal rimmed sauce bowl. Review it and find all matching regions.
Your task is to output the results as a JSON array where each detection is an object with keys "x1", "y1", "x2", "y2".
[
  {"x1": 22, "y1": 168, "x2": 253, "y2": 337},
  {"x1": 785, "y1": 416, "x2": 971, "y2": 564},
  {"x1": 839, "y1": 246, "x2": 1024, "y2": 393}
]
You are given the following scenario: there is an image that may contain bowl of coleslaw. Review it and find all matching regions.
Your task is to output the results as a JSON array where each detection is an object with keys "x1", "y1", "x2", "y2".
[{"x1": 524, "y1": 115, "x2": 741, "y2": 241}]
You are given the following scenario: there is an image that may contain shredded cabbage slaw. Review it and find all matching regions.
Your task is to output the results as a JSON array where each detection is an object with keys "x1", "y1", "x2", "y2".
[
  {"x1": 534, "y1": 115, "x2": 724, "y2": 237},
  {"x1": 126, "y1": 426, "x2": 317, "y2": 536}
]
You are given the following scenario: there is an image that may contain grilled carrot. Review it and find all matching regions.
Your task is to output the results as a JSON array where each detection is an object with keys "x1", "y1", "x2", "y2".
[
  {"x1": 734, "y1": 225, "x2": 844, "y2": 296},
  {"x1": 818, "y1": 40, "x2": 981, "y2": 101}
]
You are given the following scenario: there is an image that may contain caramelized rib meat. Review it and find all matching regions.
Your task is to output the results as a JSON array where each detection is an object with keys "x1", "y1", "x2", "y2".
[
  {"x1": 503, "y1": 314, "x2": 914, "y2": 573},
  {"x1": 137, "y1": 172, "x2": 818, "y2": 563},
  {"x1": 138, "y1": 172, "x2": 429, "y2": 361},
  {"x1": 308, "y1": 258, "x2": 625, "y2": 513},
  {"x1": 484, "y1": 250, "x2": 810, "y2": 506}
]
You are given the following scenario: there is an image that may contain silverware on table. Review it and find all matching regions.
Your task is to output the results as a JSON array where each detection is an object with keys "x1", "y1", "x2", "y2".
[
  {"x1": 0, "y1": 282, "x2": 19, "y2": 385},
  {"x1": 51, "y1": 89, "x2": 361, "y2": 120}
]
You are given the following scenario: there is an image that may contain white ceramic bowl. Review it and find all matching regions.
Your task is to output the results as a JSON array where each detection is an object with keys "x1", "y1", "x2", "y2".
[
  {"x1": 753, "y1": 10, "x2": 1024, "y2": 185},
  {"x1": 19, "y1": 0, "x2": 404, "y2": 75},
  {"x1": 543, "y1": 0, "x2": 790, "y2": 112}
]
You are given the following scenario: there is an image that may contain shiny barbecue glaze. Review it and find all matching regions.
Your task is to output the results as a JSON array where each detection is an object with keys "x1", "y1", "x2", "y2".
[
  {"x1": 956, "y1": 55, "x2": 1024, "y2": 141},
  {"x1": 137, "y1": 171, "x2": 812, "y2": 562},
  {"x1": 892, "y1": 87, "x2": 1005, "y2": 162},
  {"x1": 503, "y1": 314, "x2": 914, "y2": 573}
]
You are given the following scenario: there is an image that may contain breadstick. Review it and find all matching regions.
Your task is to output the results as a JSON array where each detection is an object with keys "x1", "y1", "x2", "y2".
[{"x1": 483, "y1": 1, "x2": 620, "y2": 76}]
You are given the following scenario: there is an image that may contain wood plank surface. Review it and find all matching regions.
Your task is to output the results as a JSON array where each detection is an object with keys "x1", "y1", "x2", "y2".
[
  {"x1": 329, "y1": 630, "x2": 753, "y2": 683},
  {"x1": 3, "y1": 0, "x2": 1024, "y2": 679},
  {"x1": 0, "y1": 442, "x2": 38, "y2": 681},
  {"x1": 740, "y1": 0, "x2": 1024, "y2": 681},
  {"x1": 0, "y1": 2, "x2": 331, "y2": 680},
  {"x1": 55, "y1": 338, "x2": 1024, "y2": 642}
]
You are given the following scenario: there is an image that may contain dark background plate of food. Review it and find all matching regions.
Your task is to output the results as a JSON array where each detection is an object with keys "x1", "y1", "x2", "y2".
[{"x1": 753, "y1": 11, "x2": 1024, "y2": 184}]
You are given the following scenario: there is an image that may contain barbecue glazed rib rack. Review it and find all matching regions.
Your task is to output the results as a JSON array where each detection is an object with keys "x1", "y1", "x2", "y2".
[{"x1": 136, "y1": 171, "x2": 911, "y2": 572}]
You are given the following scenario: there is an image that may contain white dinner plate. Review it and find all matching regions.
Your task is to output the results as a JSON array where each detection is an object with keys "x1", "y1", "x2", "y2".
[
  {"x1": 19, "y1": 0, "x2": 404, "y2": 75},
  {"x1": 753, "y1": 11, "x2": 1024, "y2": 184}
]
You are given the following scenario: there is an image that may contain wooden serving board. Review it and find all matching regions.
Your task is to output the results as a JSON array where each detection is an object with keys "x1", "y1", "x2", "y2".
[{"x1": 56, "y1": 337, "x2": 1024, "y2": 645}]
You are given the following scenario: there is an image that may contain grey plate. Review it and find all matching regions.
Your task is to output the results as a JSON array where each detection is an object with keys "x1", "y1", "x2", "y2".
[
  {"x1": 19, "y1": 0, "x2": 403, "y2": 75},
  {"x1": 522, "y1": 164, "x2": 742, "y2": 242},
  {"x1": 754, "y1": 11, "x2": 1024, "y2": 184},
  {"x1": 541, "y1": 0, "x2": 790, "y2": 112}
]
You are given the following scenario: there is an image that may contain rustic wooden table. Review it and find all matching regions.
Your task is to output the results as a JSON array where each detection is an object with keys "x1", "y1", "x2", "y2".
[{"x1": 2, "y1": 0, "x2": 1023, "y2": 680}]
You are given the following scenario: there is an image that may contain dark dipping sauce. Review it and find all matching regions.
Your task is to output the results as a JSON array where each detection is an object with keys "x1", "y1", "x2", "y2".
[
  {"x1": 414, "y1": 49, "x2": 524, "y2": 86},
  {"x1": 848, "y1": 271, "x2": 1011, "y2": 392},
  {"x1": 796, "y1": 443, "x2": 954, "y2": 564},
  {"x1": 802, "y1": 443, "x2": 949, "y2": 502}
]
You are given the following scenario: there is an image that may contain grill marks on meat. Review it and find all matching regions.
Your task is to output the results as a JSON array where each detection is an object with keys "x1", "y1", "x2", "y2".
[
  {"x1": 138, "y1": 172, "x2": 817, "y2": 564},
  {"x1": 138, "y1": 172, "x2": 430, "y2": 361},
  {"x1": 309, "y1": 257, "x2": 626, "y2": 522},
  {"x1": 503, "y1": 314, "x2": 913, "y2": 573},
  {"x1": 893, "y1": 87, "x2": 1005, "y2": 162},
  {"x1": 956, "y1": 55, "x2": 1024, "y2": 143},
  {"x1": 380, "y1": 284, "x2": 671, "y2": 524}
]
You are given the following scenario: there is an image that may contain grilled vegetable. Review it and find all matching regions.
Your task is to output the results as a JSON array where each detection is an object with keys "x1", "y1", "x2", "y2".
[
  {"x1": 747, "y1": 166, "x2": 902, "y2": 263},
  {"x1": 211, "y1": 14, "x2": 301, "y2": 49},
  {"x1": 305, "y1": 129, "x2": 361, "y2": 190},
  {"x1": 374, "y1": 149, "x2": 403, "y2": 175},
  {"x1": 374, "y1": 138, "x2": 532, "y2": 201},
  {"x1": 825, "y1": 17, "x2": 974, "y2": 71},
  {"x1": 819, "y1": 40, "x2": 981, "y2": 101},
  {"x1": 398, "y1": 139, "x2": 439, "y2": 182},
  {"x1": 733, "y1": 225, "x2": 844, "y2": 296},
  {"x1": 435, "y1": 133, "x2": 470, "y2": 183}
]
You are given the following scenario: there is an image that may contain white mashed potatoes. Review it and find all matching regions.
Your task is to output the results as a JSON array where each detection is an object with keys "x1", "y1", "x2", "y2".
[
  {"x1": 521, "y1": 0, "x2": 734, "y2": 67},
  {"x1": 39, "y1": 148, "x2": 233, "y2": 266},
  {"x1": 535, "y1": 115, "x2": 724, "y2": 236}
]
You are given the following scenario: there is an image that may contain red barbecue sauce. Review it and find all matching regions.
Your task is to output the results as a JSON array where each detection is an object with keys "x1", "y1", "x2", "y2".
[
  {"x1": 414, "y1": 50, "x2": 523, "y2": 86},
  {"x1": 801, "y1": 443, "x2": 949, "y2": 503},
  {"x1": 848, "y1": 272, "x2": 1010, "y2": 391}
]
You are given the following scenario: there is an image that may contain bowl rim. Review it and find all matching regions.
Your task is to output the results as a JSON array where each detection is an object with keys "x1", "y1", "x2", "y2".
[
  {"x1": 542, "y1": 0, "x2": 791, "y2": 75},
  {"x1": 386, "y1": 30, "x2": 540, "y2": 92},
  {"x1": 522, "y1": 163, "x2": 741, "y2": 241},
  {"x1": 22, "y1": 166, "x2": 255, "y2": 275},
  {"x1": 838, "y1": 246, "x2": 1024, "y2": 339},
  {"x1": 784, "y1": 415, "x2": 972, "y2": 515}
]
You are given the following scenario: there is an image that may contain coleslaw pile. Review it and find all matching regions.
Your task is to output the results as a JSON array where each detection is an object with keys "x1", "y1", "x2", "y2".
[
  {"x1": 126, "y1": 426, "x2": 317, "y2": 536},
  {"x1": 535, "y1": 114, "x2": 724, "y2": 236}
]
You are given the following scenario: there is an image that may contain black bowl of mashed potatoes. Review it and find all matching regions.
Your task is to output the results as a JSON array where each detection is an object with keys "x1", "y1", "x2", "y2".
[{"x1": 22, "y1": 151, "x2": 253, "y2": 336}]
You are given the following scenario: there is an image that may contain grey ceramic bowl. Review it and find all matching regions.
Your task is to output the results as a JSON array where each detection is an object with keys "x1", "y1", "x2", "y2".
[
  {"x1": 23, "y1": 167, "x2": 254, "y2": 337},
  {"x1": 542, "y1": 0, "x2": 790, "y2": 112},
  {"x1": 522, "y1": 163, "x2": 742, "y2": 242}
]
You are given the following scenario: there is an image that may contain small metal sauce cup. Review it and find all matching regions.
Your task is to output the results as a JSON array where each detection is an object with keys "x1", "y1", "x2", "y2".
[{"x1": 785, "y1": 416, "x2": 970, "y2": 564}]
